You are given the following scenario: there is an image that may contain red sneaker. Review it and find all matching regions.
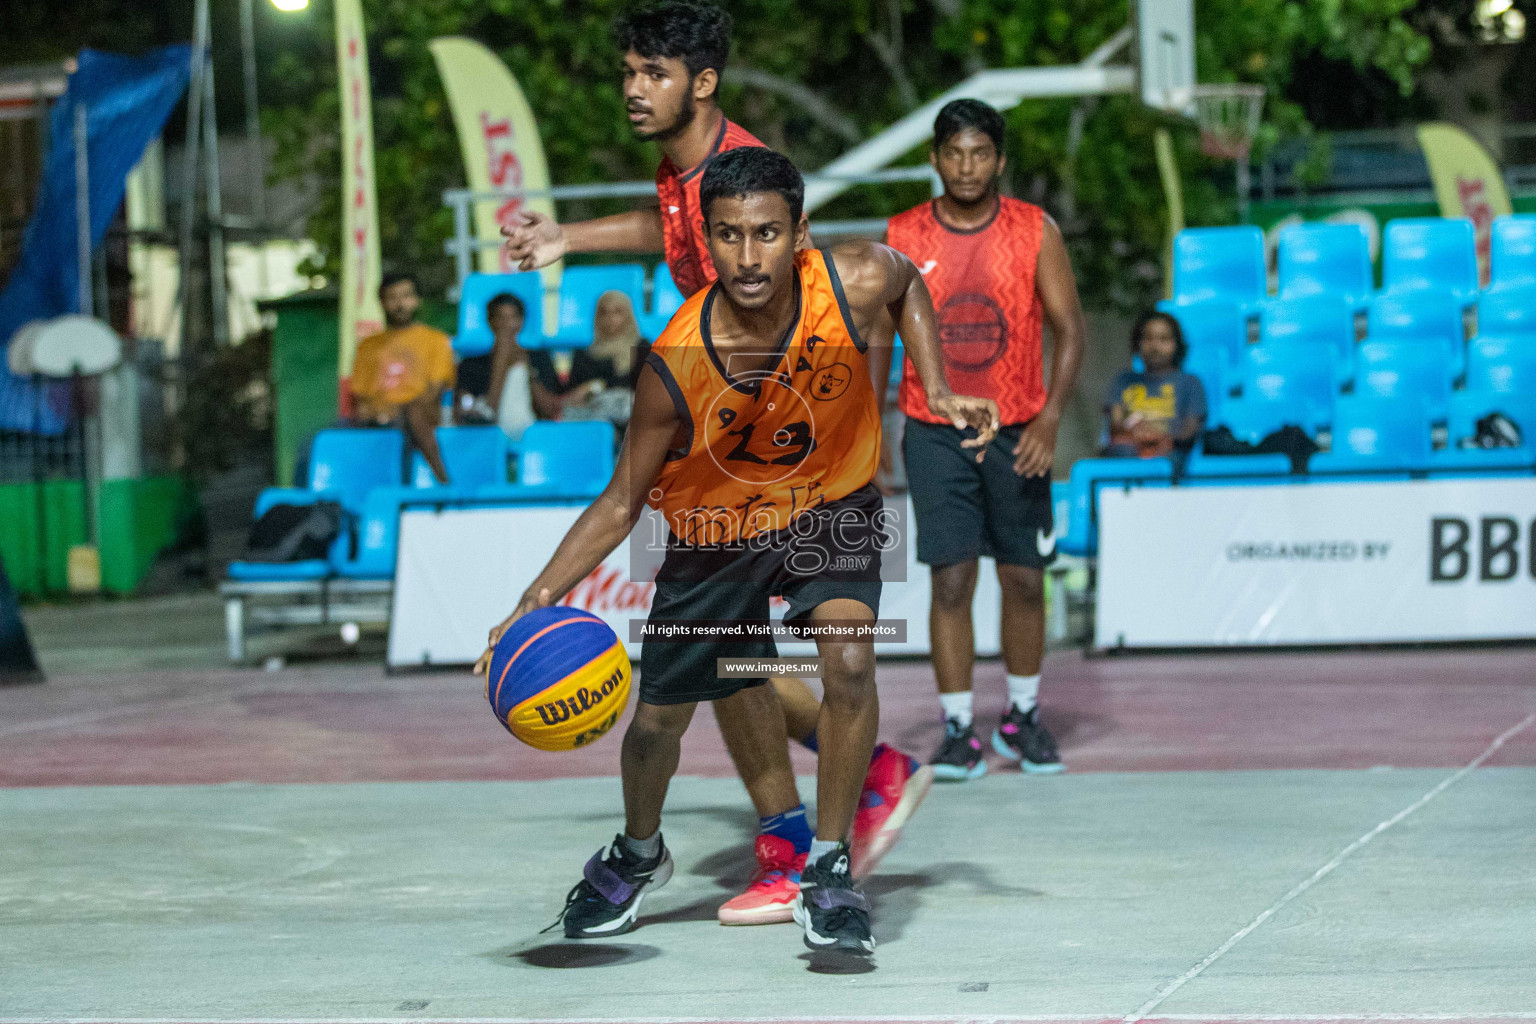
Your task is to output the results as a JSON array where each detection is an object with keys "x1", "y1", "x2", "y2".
[
  {"x1": 849, "y1": 743, "x2": 934, "y2": 880},
  {"x1": 717, "y1": 834, "x2": 806, "y2": 925}
]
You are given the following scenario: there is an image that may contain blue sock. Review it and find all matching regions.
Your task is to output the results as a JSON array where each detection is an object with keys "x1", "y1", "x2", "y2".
[
  {"x1": 798, "y1": 728, "x2": 818, "y2": 753},
  {"x1": 760, "y1": 804, "x2": 813, "y2": 855}
]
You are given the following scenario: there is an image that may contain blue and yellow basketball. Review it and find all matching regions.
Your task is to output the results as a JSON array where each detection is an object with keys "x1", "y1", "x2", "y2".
[{"x1": 486, "y1": 606, "x2": 631, "y2": 751}]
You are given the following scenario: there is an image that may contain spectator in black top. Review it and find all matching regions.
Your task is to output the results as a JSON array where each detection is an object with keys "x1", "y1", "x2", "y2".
[
  {"x1": 454, "y1": 292, "x2": 560, "y2": 441},
  {"x1": 561, "y1": 290, "x2": 650, "y2": 428}
]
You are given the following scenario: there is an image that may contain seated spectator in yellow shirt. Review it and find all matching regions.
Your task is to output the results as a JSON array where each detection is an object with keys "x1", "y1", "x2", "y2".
[
  {"x1": 350, "y1": 272, "x2": 454, "y2": 483},
  {"x1": 1104, "y1": 311, "x2": 1206, "y2": 461}
]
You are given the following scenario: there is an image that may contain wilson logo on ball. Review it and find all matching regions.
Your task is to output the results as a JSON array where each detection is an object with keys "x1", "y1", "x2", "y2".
[{"x1": 487, "y1": 606, "x2": 632, "y2": 751}]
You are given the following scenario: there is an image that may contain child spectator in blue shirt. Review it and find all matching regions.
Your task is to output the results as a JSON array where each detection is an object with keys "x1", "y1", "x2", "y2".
[{"x1": 1104, "y1": 311, "x2": 1207, "y2": 459}]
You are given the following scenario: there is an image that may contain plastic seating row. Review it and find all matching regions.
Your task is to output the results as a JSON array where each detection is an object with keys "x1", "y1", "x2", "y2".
[
  {"x1": 1185, "y1": 332, "x2": 1536, "y2": 428},
  {"x1": 1169, "y1": 215, "x2": 1536, "y2": 310},
  {"x1": 1065, "y1": 381, "x2": 1534, "y2": 557},
  {"x1": 455, "y1": 264, "x2": 686, "y2": 357},
  {"x1": 220, "y1": 423, "x2": 617, "y2": 659}
]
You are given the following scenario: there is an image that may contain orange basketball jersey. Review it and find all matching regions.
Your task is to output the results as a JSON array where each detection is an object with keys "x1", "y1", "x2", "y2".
[{"x1": 645, "y1": 249, "x2": 881, "y2": 546}]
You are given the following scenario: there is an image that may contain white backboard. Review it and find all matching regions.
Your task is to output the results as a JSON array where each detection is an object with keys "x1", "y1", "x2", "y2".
[{"x1": 1135, "y1": 0, "x2": 1195, "y2": 114}]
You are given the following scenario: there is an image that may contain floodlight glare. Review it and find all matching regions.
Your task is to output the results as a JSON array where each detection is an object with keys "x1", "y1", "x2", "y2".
[{"x1": 270, "y1": 0, "x2": 309, "y2": 11}]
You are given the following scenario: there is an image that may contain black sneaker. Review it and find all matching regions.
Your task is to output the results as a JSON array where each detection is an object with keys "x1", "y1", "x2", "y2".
[
  {"x1": 992, "y1": 704, "x2": 1064, "y2": 774},
  {"x1": 929, "y1": 717, "x2": 986, "y2": 781},
  {"x1": 546, "y1": 835, "x2": 673, "y2": 939},
  {"x1": 793, "y1": 844, "x2": 874, "y2": 956}
]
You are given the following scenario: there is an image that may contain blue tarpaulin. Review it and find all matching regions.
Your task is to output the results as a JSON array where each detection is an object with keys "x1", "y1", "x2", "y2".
[{"x1": 0, "y1": 45, "x2": 191, "y2": 434}]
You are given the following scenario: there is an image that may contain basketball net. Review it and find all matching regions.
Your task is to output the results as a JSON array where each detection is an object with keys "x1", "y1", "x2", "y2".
[{"x1": 1189, "y1": 84, "x2": 1266, "y2": 162}]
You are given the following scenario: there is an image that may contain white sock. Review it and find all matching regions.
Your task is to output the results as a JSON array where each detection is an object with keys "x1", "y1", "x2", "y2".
[
  {"x1": 1006, "y1": 673, "x2": 1041, "y2": 714},
  {"x1": 938, "y1": 691, "x2": 974, "y2": 728},
  {"x1": 807, "y1": 838, "x2": 843, "y2": 867}
]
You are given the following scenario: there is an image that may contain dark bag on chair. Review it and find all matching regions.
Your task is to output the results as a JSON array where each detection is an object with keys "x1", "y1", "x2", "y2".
[
  {"x1": 245, "y1": 501, "x2": 353, "y2": 563},
  {"x1": 1199, "y1": 424, "x2": 1318, "y2": 473}
]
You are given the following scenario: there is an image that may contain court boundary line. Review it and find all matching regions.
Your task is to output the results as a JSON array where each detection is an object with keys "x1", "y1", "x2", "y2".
[
  {"x1": 12, "y1": 1014, "x2": 1536, "y2": 1024},
  {"x1": 1122, "y1": 711, "x2": 1536, "y2": 1024}
]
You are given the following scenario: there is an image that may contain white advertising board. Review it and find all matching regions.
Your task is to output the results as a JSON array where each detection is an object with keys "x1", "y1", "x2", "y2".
[
  {"x1": 387, "y1": 497, "x2": 1002, "y2": 668},
  {"x1": 1095, "y1": 477, "x2": 1536, "y2": 648}
]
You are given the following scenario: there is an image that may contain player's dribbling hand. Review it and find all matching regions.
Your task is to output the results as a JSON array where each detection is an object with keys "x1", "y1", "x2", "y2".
[
  {"x1": 931, "y1": 394, "x2": 1001, "y2": 462},
  {"x1": 501, "y1": 211, "x2": 565, "y2": 272},
  {"x1": 1013, "y1": 411, "x2": 1059, "y2": 477},
  {"x1": 473, "y1": 586, "x2": 554, "y2": 676}
]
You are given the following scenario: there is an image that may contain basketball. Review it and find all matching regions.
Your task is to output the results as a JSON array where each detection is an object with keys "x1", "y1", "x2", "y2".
[{"x1": 485, "y1": 606, "x2": 631, "y2": 751}]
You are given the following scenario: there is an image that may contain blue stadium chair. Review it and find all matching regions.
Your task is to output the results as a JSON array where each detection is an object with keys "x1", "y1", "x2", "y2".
[
  {"x1": 1219, "y1": 395, "x2": 1326, "y2": 444},
  {"x1": 330, "y1": 485, "x2": 423, "y2": 580},
  {"x1": 1161, "y1": 298, "x2": 1249, "y2": 368},
  {"x1": 1276, "y1": 222, "x2": 1373, "y2": 305},
  {"x1": 1183, "y1": 451, "x2": 1293, "y2": 479},
  {"x1": 225, "y1": 488, "x2": 339, "y2": 582},
  {"x1": 1353, "y1": 340, "x2": 1455, "y2": 422},
  {"x1": 639, "y1": 263, "x2": 689, "y2": 339},
  {"x1": 1059, "y1": 457, "x2": 1174, "y2": 557},
  {"x1": 1170, "y1": 226, "x2": 1266, "y2": 306},
  {"x1": 1490, "y1": 214, "x2": 1536, "y2": 288},
  {"x1": 1241, "y1": 344, "x2": 1337, "y2": 417},
  {"x1": 1381, "y1": 217, "x2": 1478, "y2": 299},
  {"x1": 553, "y1": 265, "x2": 648, "y2": 348},
  {"x1": 409, "y1": 425, "x2": 511, "y2": 491},
  {"x1": 1367, "y1": 288, "x2": 1465, "y2": 341},
  {"x1": 1259, "y1": 293, "x2": 1356, "y2": 383},
  {"x1": 475, "y1": 421, "x2": 617, "y2": 501},
  {"x1": 1466, "y1": 334, "x2": 1536, "y2": 394},
  {"x1": 1366, "y1": 289, "x2": 1466, "y2": 376},
  {"x1": 1476, "y1": 283, "x2": 1536, "y2": 335},
  {"x1": 455, "y1": 271, "x2": 545, "y2": 357},
  {"x1": 227, "y1": 428, "x2": 409, "y2": 581},
  {"x1": 1308, "y1": 396, "x2": 1431, "y2": 473},
  {"x1": 1428, "y1": 389, "x2": 1536, "y2": 475},
  {"x1": 1445, "y1": 389, "x2": 1530, "y2": 446},
  {"x1": 308, "y1": 428, "x2": 406, "y2": 511},
  {"x1": 1181, "y1": 347, "x2": 1227, "y2": 421}
]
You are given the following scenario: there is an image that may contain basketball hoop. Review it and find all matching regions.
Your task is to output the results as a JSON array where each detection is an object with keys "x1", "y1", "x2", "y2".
[{"x1": 1190, "y1": 84, "x2": 1266, "y2": 161}]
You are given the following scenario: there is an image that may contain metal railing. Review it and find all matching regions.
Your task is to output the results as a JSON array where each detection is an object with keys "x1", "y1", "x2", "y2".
[{"x1": 443, "y1": 166, "x2": 943, "y2": 286}]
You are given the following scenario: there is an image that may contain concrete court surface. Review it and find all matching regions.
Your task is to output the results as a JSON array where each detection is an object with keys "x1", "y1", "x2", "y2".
[{"x1": 2, "y1": 639, "x2": 1535, "y2": 1022}]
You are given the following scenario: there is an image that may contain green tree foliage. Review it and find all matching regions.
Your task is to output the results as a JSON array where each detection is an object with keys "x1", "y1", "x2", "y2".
[{"x1": 262, "y1": 0, "x2": 1434, "y2": 305}]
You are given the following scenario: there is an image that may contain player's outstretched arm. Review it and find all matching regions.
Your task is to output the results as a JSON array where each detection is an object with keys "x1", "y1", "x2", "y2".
[
  {"x1": 1012, "y1": 214, "x2": 1087, "y2": 476},
  {"x1": 502, "y1": 208, "x2": 666, "y2": 272},
  {"x1": 474, "y1": 367, "x2": 678, "y2": 674},
  {"x1": 830, "y1": 240, "x2": 1000, "y2": 458}
]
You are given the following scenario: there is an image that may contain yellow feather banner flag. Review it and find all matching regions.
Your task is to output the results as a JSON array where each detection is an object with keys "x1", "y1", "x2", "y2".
[
  {"x1": 430, "y1": 37, "x2": 561, "y2": 305},
  {"x1": 336, "y1": 0, "x2": 383, "y2": 400},
  {"x1": 1417, "y1": 122, "x2": 1513, "y2": 287}
]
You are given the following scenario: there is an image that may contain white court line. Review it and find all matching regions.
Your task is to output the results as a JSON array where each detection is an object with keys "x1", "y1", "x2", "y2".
[
  {"x1": 13, "y1": 1014, "x2": 1536, "y2": 1024},
  {"x1": 1122, "y1": 712, "x2": 1536, "y2": 1024}
]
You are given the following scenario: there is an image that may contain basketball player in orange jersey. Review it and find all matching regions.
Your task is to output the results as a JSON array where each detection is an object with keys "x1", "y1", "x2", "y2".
[
  {"x1": 885, "y1": 99, "x2": 1086, "y2": 780},
  {"x1": 503, "y1": 1, "x2": 932, "y2": 925},
  {"x1": 482, "y1": 148, "x2": 998, "y2": 955}
]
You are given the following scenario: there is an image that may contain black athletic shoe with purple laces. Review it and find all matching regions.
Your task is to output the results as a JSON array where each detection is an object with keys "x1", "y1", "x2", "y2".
[
  {"x1": 992, "y1": 704, "x2": 1065, "y2": 773},
  {"x1": 793, "y1": 843, "x2": 875, "y2": 956},
  {"x1": 548, "y1": 835, "x2": 673, "y2": 939}
]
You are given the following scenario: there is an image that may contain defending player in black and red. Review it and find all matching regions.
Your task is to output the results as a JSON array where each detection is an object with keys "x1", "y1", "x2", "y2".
[
  {"x1": 885, "y1": 99, "x2": 1087, "y2": 780},
  {"x1": 502, "y1": 1, "x2": 932, "y2": 927},
  {"x1": 482, "y1": 148, "x2": 998, "y2": 956}
]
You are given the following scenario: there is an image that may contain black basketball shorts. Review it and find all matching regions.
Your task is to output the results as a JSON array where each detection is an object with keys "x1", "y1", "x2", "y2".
[
  {"x1": 638, "y1": 484, "x2": 886, "y2": 706},
  {"x1": 902, "y1": 417, "x2": 1056, "y2": 569}
]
